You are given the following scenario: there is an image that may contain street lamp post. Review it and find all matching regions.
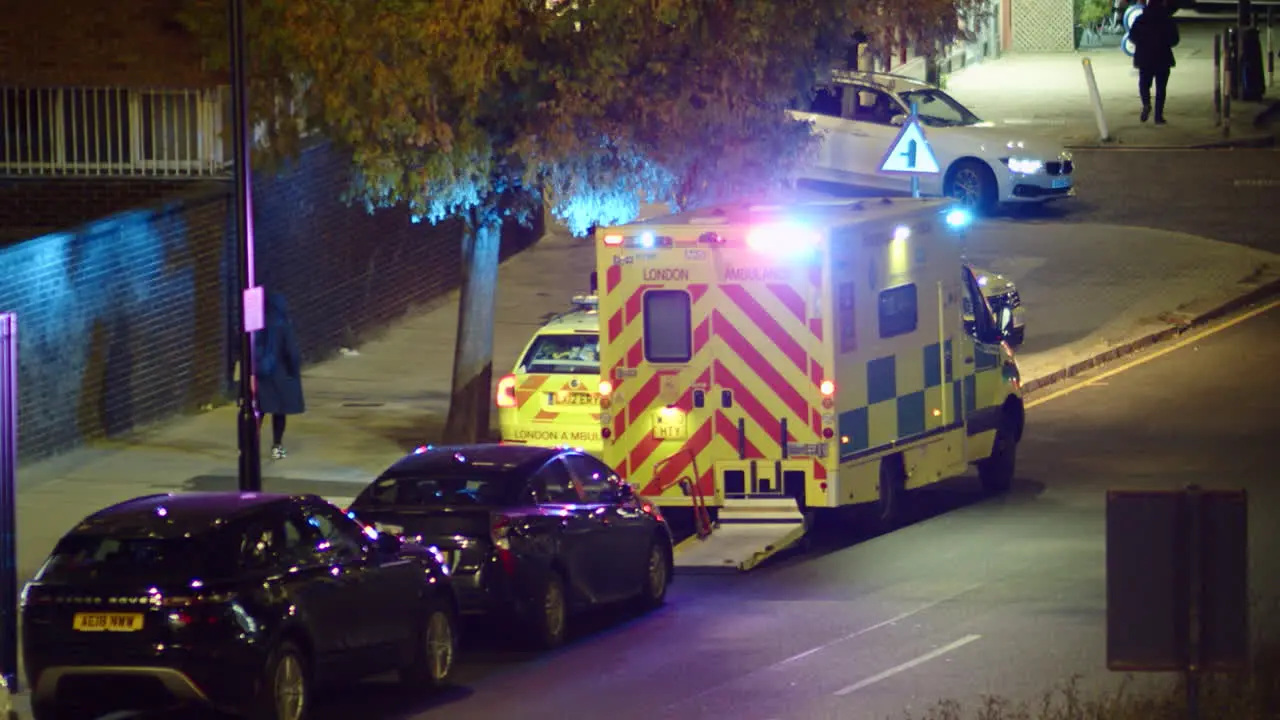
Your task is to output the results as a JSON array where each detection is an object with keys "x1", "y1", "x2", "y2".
[{"x1": 230, "y1": 0, "x2": 263, "y2": 492}]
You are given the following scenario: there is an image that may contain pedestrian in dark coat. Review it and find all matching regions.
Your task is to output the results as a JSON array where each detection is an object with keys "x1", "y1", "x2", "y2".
[
  {"x1": 1129, "y1": 0, "x2": 1180, "y2": 124},
  {"x1": 255, "y1": 291, "x2": 305, "y2": 459}
]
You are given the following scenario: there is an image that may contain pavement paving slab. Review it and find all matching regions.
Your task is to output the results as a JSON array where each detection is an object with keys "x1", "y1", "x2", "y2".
[{"x1": 943, "y1": 21, "x2": 1277, "y2": 149}]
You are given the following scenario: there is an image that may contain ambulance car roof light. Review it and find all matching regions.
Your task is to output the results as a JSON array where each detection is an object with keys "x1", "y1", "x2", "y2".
[
  {"x1": 698, "y1": 232, "x2": 725, "y2": 245},
  {"x1": 746, "y1": 222, "x2": 820, "y2": 258},
  {"x1": 637, "y1": 231, "x2": 656, "y2": 249},
  {"x1": 603, "y1": 234, "x2": 624, "y2": 247},
  {"x1": 571, "y1": 294, "x2": 598, "y2": 309}
]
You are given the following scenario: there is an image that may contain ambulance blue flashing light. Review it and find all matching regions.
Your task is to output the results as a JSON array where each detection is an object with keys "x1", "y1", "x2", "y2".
[
  {"x1": 944, "y1": 208, "x2": 973, "y2": 230},
  {"x1": 638, "y1": 231, "x2": 656, "y2": 249},
  {"x1": 746, "y1": 222, "x2": 821, "y2": 259},
  {"x1": 571, "y1": 293, "x2": 599, "y2": 310}
]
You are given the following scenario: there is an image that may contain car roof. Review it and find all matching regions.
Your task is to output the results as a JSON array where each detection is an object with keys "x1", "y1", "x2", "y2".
[
  {"x1": 73, "y1": 492, "x2": 303, "y2": 539},
  {"x1": 381, "y1": 443, "x2": 564, "y2": 477},
  {"x1": 829, "y1": 69, "x2": 934, "y2": 94}
]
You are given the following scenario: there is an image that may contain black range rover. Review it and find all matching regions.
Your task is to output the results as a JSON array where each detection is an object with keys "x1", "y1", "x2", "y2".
[{"x1": 21, "y1": 491, "x2": 459, "y2": 720}]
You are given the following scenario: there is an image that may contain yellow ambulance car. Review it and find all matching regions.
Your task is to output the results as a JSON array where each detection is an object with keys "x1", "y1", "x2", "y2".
[
  {"x1": 496, "y1": 295, "x2": 606, "y2": 455},
  {"x1": 593, "y1": 196, "x2": 1025, "y2": 571}
]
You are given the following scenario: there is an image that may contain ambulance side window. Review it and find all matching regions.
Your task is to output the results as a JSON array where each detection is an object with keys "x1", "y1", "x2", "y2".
[
  {"x1": 878, "y1": 284, "x2": 918, "y2": 338},
  {"x1": 643, "y1": 290, "x2": 692, "y2": 363},
  {"x1": 838, "y1": 281, "x2": 857, "y2": 353}
]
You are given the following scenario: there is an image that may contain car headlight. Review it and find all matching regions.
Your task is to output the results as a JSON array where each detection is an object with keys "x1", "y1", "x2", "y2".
[{"x1": 1001, "y1": 157, "x2": 1044, "y2": 174}]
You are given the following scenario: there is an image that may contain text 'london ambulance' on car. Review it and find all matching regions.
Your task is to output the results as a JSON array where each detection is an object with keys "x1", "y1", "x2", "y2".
[{"x1": 496, "y1": 295, "x2": 606, "y2": 455}]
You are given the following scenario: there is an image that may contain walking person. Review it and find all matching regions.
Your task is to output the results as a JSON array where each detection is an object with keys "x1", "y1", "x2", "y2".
[
  {"x1": 1129, "y1": 0, "x2": 1180, "y2": 124},
  {"x1": 254, "y1": 291, "x2": 305, "y2": 460}
]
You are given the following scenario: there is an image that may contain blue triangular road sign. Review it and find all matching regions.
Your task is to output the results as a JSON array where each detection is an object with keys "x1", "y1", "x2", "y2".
[{"x1": 878, "y1": 118, "x2": 940, "y2": 175}]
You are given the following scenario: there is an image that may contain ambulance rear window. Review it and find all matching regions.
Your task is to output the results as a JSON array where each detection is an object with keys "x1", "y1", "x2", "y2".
[
  {"x1": 521, "y1": 333, "x2": 599, "y2": 374},
  {"x1": 643, "y1": 290, "x2": 692, "y2": 363}
]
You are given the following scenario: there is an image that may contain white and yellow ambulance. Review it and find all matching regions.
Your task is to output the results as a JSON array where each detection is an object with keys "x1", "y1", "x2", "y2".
[
  {"x1": 592, "y1": 196, "x2": 1025, "y2": 570},
  {"x1": 495, "y1": 294, "x2": 606, "y2": 455}
]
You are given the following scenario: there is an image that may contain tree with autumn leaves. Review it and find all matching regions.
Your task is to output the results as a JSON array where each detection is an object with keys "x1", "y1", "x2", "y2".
[{"x1": 180, "y1": 0, "x2": 988, "y2": 444}]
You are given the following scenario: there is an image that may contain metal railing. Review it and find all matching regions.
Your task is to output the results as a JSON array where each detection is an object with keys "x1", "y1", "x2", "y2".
[{"x1": 0, "y1": 86, "x2": 232, "y2": 177}]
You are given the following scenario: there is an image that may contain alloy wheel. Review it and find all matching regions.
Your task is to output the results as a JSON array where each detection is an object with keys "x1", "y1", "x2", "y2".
[
  {"x1": 273, "y1": 653, "x2": 306, "y2": 720},
  {"x1": 647, "y1": 545, "x2": 668, "y2": 599},
  {"x1": 425, "y1": 611, "x2": 455, "y2": 682},
  {"x1": 950, "y1": 167, "x2": 983, "y2": 206},
  {"x1": 545, "y1": 580, "x2": 565, "y2": 640}
]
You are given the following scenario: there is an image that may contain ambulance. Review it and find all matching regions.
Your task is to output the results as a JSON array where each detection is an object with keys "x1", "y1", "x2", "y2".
[
  {"x1": 593, "y1": 196, "x2": 1025, "y2": 571},
  {"x1": 495, "y1": 294, "x2": 605, "y2": 455}
]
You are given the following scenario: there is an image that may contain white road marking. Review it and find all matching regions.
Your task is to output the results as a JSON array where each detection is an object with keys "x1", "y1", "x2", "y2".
[
  {"x1": 832, "y1": 634, "x2": 983, "y2": 697},
  {"x1": 1028, "y1": 298, "x2": 1280, "y2": 409},
  {"x1": 1233, "y1": 179, "x2": 1280, "y2": 187},
  {"x1": 779, "y1": 582, "x2": 983, "y2": 665}
]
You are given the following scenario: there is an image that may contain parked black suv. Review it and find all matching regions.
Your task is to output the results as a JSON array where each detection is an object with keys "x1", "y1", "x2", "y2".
[{"x1": 22, "y1": 492, "x2": 459, "y2": 720}]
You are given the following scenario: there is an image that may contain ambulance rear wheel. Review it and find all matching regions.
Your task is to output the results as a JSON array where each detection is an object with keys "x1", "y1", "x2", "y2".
[
  {"x1": 877, "y1": 456, "x2": 907, "y2": 527},
  {"x1": 978, "y1": 418, "x2": 1017, "y2": 494}
]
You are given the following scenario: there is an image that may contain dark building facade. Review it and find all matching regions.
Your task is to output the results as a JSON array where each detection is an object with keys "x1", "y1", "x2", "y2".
[{"x1": 0, "y1": 0, "x2": 542, "y2": 460}]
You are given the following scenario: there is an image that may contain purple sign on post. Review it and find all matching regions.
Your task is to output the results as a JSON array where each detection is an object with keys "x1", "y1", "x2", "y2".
[{"x1": 243, "y1": 286, "x2": 265, "y2": 333}]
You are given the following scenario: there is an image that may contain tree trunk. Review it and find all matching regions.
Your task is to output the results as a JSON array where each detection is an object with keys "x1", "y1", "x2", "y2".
[{"x1": 442, "y1": 206, "x2": 503, "y2": 443}]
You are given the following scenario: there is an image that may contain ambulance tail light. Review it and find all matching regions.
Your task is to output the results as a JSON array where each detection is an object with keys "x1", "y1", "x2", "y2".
[
  {"x1": 598, "y1": 380, "x2": 613, "y2": 397},
  {"x1": 603, "y1": 234, "x2": 624, "y2": 247},
  {"x1": 496, "y1": 375, "x2": 518, "y2": 408},
  {"x1": 820, "y1": 380, "x2": 836, "y2": 409}
]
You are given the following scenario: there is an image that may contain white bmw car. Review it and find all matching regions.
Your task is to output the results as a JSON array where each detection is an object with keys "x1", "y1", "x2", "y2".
[{"x1": 790, "y1": 70, "x2": 1075, "y2": 214}]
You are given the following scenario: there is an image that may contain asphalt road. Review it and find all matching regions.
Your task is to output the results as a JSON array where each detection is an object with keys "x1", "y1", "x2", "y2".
[
  {"x1": 299, "y1": 303, "x2": 1280, "y2": 719},
  {"x1": 1010, "y1": 147, "x2": 1280, "y2": 254}
]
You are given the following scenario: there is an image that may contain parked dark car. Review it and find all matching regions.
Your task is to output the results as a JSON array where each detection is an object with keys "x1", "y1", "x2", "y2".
[
  {"x1": 346, "y1": 444, "x2": 674, "y2": 649},
  {"x1": 21, "y1": 492, "x2": 459, "y2": 720}
]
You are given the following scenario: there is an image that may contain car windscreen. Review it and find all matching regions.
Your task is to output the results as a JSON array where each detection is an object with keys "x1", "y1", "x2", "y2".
[
  {"x1": 354, "y1": 470, "x2": 527, "y2": 508},
  {"x1": 899, "y1": 89, "x2": 982, "y2": 127},
  {"x1": 36, "y1": 533, "x2": 228, "y2": 584},
  {"x1": 520, "y1": 333, "x2": 599, "y2": 374}
]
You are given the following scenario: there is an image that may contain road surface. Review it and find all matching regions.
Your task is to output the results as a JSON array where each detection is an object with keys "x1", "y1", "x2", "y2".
[{"x1": 303, "y1": 303, "x2": 1280, "y2": 719}]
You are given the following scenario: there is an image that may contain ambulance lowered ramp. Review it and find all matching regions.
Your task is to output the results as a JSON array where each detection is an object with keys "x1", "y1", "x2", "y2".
[{"x1": 673, "y1": 498, "x2": 806, "y2": 572}]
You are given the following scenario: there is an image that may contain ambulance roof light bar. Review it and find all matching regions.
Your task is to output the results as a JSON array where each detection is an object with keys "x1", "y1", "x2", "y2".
[
  {"x1": 570, "y1": 293, "x2": 598, "y2": 310},
  {"x1": 746, "y1": 221, "x2": 821, "y2": 258}
]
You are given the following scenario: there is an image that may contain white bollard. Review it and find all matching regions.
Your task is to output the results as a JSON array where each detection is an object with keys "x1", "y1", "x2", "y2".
[{"x1": 1082, "y1": 57, "x2": 1111, "y2": 142}]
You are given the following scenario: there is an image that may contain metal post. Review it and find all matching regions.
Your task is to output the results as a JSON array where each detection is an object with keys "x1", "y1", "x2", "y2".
[
  {"x1": 1082, "y1": 58, "x2": 1111, "y2": 142},
  {"x1": 909, "y1": 102, "x2": 921, "y2": 199},
  {"x1": 1214, "y1": 34, "x2": 1223, "y2": 126},
  {"x1": 1268, "y1": 8, "x2": 1275, "y2": 87},
  {"x1": 1185, "y1": 484, "x2": 1204, "y2": 720},
  {"x1": 230, "y1": 0, "x2": 262, "y2": 492},
  {"x1": 0, "y1": 315, "x2": 18, "y2": 693}
]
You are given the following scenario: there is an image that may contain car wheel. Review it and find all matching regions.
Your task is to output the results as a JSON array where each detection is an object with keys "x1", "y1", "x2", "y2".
[
  {"x1": 528, "y1": 572, "x2": 568, "y2": 650},
  {"x1": 637, "y1": 539, "x2": 672, "y2": 610},
  {"x1": 878, "y1": 455, "x2": 907, "y2": 527},
  {"x1": 399, "y1": 601, "x2": 459, "y2": 690},
  {"x1": 253, "y1": 640, "x2": 310, "y2": 720},
  {"x1": 978, "y1": 415, "x2": 1018, "y2": 495},
  {"x1": 945, "y1": 159, "x2": 997, "y2": 215}
]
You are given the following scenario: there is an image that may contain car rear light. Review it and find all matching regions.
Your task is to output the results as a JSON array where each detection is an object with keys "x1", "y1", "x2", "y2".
[
  {"x1": 491, "y1": 513, "x2": 516, "y2": 575},
  {"x1": 161, "y1": 591, "x2": 237, "y2": 628},
  {"x1": 496, "y1": 375, "x2": 517, "y2": 408},
  {"x1": 641, "y1": 502, "x2": 664, "y2": 523}
]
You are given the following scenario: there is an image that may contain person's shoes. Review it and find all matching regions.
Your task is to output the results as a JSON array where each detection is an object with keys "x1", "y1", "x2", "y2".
[
  {"x1": 1140, "y1": 107, "x2": 1151, "y2": 122},
  {"x1": 271, "y1": 445, "x2": 287, "y2": 460},
  {"x1": 1154, "y1": 115, "x2": 1167, "y2": 125}
]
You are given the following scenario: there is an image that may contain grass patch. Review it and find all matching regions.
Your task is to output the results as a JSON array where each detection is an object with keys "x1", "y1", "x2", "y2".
[{"x1": 901, "y1": 644, "x2": 1280, "y2": 720}]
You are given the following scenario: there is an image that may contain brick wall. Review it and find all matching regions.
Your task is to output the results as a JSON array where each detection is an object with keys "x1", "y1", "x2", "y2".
[
  {"x1": 0, "y1": 0, "x2": 218, "y2": 88},
  {"x1": 0, "y1": 178, "x2": 197, "y2": 243},
  {"x1": 0, "y1": 142, "x2": 543, "y2": 461}
]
